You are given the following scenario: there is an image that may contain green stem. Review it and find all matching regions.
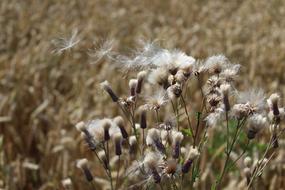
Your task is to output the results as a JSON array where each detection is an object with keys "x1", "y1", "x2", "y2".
[{"x1": 216, "y1": 119, "x2": 242, "y2": 189}]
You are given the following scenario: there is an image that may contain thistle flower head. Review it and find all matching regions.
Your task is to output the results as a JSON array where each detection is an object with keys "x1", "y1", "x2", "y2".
[
  {"x1": 247, "y1": 114, "x2": 268, "y2": 139},
  {"x1": 162, "y1": 159, "x2": 181, "y2": 177},
  {"x1": 186, "y1": 147, "x2": 200, "y2": 160},
  {"x1": 167, "y1": 83, "x2": 182, "y2": 100},
  {"x1": 144, "y1": 90, "x2": 169, "y2": 110},
  {"x1": 171, "y1": 131, "x2": 184, "y2": 159},
  {"x1": 267, "y1": 93, "x2": 281, "y2": 116},
  {"x1": 129, "y1": 79, "x2": 138, "y2": 96},
  {"x1": 146, "y1": 128, "x2": 165, "y2": 153},
  {"x1": 159, "y1": 116, "x2": 176, "y2": 131},
  {"x1": 205, "y1": 108, "x2": 224, "y2": 127},
  {"x1": 175, "y1": 70, "x2": 188, "y2": 83},
  {"x1": 220, "y1": 64, "x2": 241, "y2": 82},
  {"x1": 204, "y1": 54, "x2": 229, "y2": 74},
  {"x1": 232, "y1": 103, "x2": 251, "y2": 120},
  {"x1": 237, "y1": 89, "x2": 266, "y2": 114},
  {"x1": 85, "y1": 120, "x2": 105, "y2": 143},
  {"x1": 171, "y1": 131, "x2": 184, "y2": 145},
  {"x1": 112, "y1": 132, "x2": 123, "y2": 155},
  {"x1": 143, "y1": 151, "x2": 163, "y2": 170},
  {"x1": 148, "y1": 68, "x2": 169, "y2": 88},
  {"x1": 136, "y1": 71, "x2": 147, "y2": 94},
  {"x1": 113, "y1": 116, "x2": 128, "y2": 139},
  {"x1": 100, "y1": 80, "x2": 119, "y2": 102},
  {"x1": 129, "y1": 135, "x2": 138, "y2": 154},
  {"x1": 146, "y1": 128, "x2": 161, "y2": 146},
  {"x1": 76, "y1": 158, "x2": 93, "y2": 182}
]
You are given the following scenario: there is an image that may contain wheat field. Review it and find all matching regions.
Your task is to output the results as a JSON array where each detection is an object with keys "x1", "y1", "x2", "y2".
[{"x1": 0, "y1": 0, "x2": 285, "y2": 190}]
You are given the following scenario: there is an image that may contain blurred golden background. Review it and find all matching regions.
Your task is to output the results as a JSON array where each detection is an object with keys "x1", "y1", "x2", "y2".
[{"x1": 0, "y1": 0, "x2": 284, "y2": 189}]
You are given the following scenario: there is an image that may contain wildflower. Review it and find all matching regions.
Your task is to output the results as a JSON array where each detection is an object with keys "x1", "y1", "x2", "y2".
[
  {"x1": 247, "y1": 114, "x2": 268, "y2": 139},
  {"x1": 136, "y1": 71, "x2": 147, "y2": 94},
  {"x1": 232, "y1": 103, "x2": 251, "y2": 120},
  {"x1": 162, "y1": 159, "x2": 181, "y2": 178},
  {"x1": 112, "y1": 132, "x2": 123, "y2": 156},
  {"x1": 182, "y1": 147, "x2": 200, "y2": 173},
  {"x1": 205, "y1": 108, "x2": 224, "y2": 127},
  {"x1": 113, "y1": 116, "x2": 128, "y2": 139},
  {"x1": 144, "y1": 90, "x2": 169, "y2": 110},
  {"x1": 129, "y1": 136, "x2": 138, "y2": 155},
  {"x1": 175, "y1": 70, "x2": 188, "y2": 83},
  {"x1": 167, "y1": 83, "x2": 182, "y2": 100},
  {"x1": 237, "y1": 89, "x2": 266, "y2": 114},
  {"x1": 176, "y1": 53, "x2": 195, "y2": 77},
  {"x1": 101, "y1": 119, "x2": 112, "y2": 141},
  {"x1": 168, "y1": 74, "x2": 176, "y2": 85},
  {"x1": 171, "y1": 131, "x2": 184, "y2": 159},
  {"x1": 220, "y1": 83, "x2": 231, "y2": 111},
  {"x1": 207, "y1": 93, "x2": 222, "y2": 110},
  {"x1": 146, "y1": 128, "x2": 165, "y2": 153},
  {"x1": 76, "y1": 121, "x2": 98, "y2": 151},
  {"x1": 159, "y1": 117, "x2": 176, "y2": 131},
  {"x1": 100, "y1": 81, "x2": 119, "y2": 102},
  {"x1": 129, "y1": 79, "x2": 138, "y2": 96},
  {"x1": 204, "y1": 54, "x2": 229, "y2": 75},
  {"x1": 267, "y1": 93, "x2": 280, "y2": 116},
  {"x1": 148, "y1": 68, "x2": 170, "y2": 89},
  {"x1": 76, "y1": 158, "x2": 94, "y2": 182},
  {"x1": 220, "y1": 64, "x2": 241, "y2": 82},
  {"x1": 143, "y1": 151, "x2": 164, "y2": 183},
  {"x1": 85, "y1": 120, "x2": 105, "y2": 143},
  {"x1": 52, "y1": 29, "x2": 80, "y2": 54}
]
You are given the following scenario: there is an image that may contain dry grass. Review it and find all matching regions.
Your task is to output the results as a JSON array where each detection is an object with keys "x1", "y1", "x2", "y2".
[{"x1": 0, "y1": 0, "x2": 285, "y2": 189}]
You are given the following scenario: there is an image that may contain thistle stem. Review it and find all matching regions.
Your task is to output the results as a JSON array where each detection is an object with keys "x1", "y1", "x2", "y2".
[
  {"x1": 216, "y1": 119, "x2": 243, "y2": 189},
  {"x1": 180, "y1": 95, "x2": 194, "y2": 138},
  {"x1": 116, "y1": 156, "x2": 121, "y2": 190}
]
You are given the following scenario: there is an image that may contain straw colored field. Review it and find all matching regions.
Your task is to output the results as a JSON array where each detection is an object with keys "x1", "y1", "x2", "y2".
[{"x1": 0, "y1": 0, "x2": 284, "y2": 189}]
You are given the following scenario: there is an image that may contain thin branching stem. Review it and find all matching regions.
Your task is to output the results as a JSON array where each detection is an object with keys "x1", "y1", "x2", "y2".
[
  {"x1": 180, "y1": 94, "x2": 194, "y2": 138},
  {"x1": 216, "y1": 118, "x2": 245, "y2": 189}
]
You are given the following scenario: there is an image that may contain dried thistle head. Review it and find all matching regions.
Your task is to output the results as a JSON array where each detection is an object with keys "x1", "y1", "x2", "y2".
[
  {"x1": 237, "y1": 89, "x2": 266, "y2": 114},
  {"x1": 76, "y1": 158, "x2": 93, "y2": 182},
  {"x1": 167, "y1": 83, "x2": 182, "y2": 100},
  {"x1": 267, "y1": 93, "x2": 281, "y2": 116},
  {"x1": 114, "y1": 116, "x2": 128, "y2": 139},
  {"x1": 247, "y1": 114, "x2": 268, "y2": 139},
  {"x1": 148, "y1": 68, "x2": 170, "y2": 89},
  {"x1": 100, "y1": 80, "x2": 119, "y2": 102},
  {"x1": 129, "y1": 79, "x2": 138, "y2": 96},
  {"x1": 112, "y1": 132, "x2": 123, "y2": 156},
  {"x1": 204, "y1": 54, "x2": 229, "y2": 75},
  {"x1": 136, "y1": 71, "x2": 147, "y2": 94},
  {"x1": 144, "y1": 89, "x2": 169, "y2": 110}
]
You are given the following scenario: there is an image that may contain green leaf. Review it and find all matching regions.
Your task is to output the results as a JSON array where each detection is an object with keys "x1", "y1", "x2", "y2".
[{"x1": 181, "y1": 128, "x2": 192, "y2": 137}]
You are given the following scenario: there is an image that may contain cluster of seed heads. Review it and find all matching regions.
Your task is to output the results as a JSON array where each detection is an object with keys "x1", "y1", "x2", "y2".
[{"x1": 72, "y1": 43, "x2": 284, "y2": 190}]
